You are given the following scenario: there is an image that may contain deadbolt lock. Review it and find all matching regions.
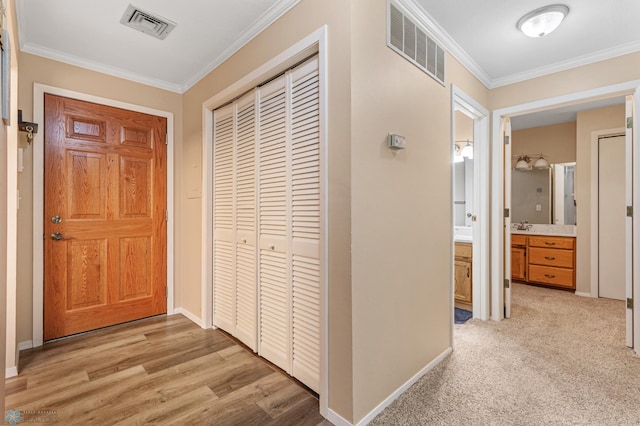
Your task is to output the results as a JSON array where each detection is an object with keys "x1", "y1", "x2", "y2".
[{"x1": 51, "y1": 215, "x2": 62, "y2": 224}]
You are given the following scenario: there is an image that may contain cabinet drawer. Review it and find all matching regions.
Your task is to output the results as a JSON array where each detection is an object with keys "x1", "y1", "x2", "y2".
[
  {"x1": 511, "y1": 234, "x2": 527, "y2": 246},
  {"x1": 455, "y1": 242, "x2": 472, "y2": 259},
  {"x1": 528, "y1": 236, "x2": 574, "y2": 250},
  {"x1": 528, "y1": 247, "x2": 573, "y2": 268},
  {"x1": 528, "y1": 264, "x2": 574, "y2": 288}
]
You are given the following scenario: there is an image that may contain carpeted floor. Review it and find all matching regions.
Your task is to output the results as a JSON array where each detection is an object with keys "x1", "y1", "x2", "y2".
[{"x1": 370, "y1": 283, "x2": 640, "y2": 425}]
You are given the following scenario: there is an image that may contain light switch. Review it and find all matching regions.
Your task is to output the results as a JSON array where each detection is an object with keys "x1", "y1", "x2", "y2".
[{"x1": 536, "y1": 204, "x2": 542, "y2": 211}]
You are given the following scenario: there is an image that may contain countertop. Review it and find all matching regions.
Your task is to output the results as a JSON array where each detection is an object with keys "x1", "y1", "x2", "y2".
[{"x1": 511, "y1": 224, "x2": 576, "y2": 237}]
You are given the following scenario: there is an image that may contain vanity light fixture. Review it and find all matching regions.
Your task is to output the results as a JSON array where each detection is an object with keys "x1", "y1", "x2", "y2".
[
  {"x1": 460, "y1": 140, "x2": 473, "y2": 159},
  {"x1": 517, "y1": 4, "x2": 569, "y2": 38},
  {"x1": 513, "y1": 153, "x2": 551, "y2": 170},
  {"x1": 532, "y1": 154, "x2": 550, "y2": 169},
  {"x1": 515, "y1": 155, "x2": 532, "y2": 170}
]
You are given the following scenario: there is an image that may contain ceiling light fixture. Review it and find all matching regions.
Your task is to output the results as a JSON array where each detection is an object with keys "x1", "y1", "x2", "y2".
[{"x1": 517, "y1": 4, "x2": 569, "y2": 38}]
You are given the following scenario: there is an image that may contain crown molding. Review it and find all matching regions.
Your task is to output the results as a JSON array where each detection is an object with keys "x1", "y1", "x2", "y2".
[
  {"x1": 490, "y1": 39, "x2": 640, "y2": 88},
  {"x1": 180, "y1": 0, "x2": 302, "y2": 92},
  {"x1": 394, "y1": 0, "x2": 492, "y2": 88}
]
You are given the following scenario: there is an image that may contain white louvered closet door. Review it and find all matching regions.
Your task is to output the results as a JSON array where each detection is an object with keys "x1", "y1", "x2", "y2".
[
  {"x1": 289, "y1": 57, "x2": 321, "y2": 392},
  {"x1": 234, "y1": 91, "x2": 258, "y2": 351},
  {"x1": 258, "y1": 56, "x2": 321, "y2": 392},
  {"x1": 258, "y1": 74, "x2": 291, "y2": 373},
  {"x1": 213, "y1": 104, "x2": 236, "y2": 333}
]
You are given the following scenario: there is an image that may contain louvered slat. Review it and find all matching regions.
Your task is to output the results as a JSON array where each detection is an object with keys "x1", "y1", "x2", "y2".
[
  {"x1": 234, "y1": 92, "x2": 257, "y2": 351},
  {"x1": 290, "y1": 57, "x2": 320, "y2": 392},
  {"x1": 258, "y1": 75, "x2": 291, "y2": 372},
  {"x1": 213, "y1": 105, "x2": 236, "y2": 332}
]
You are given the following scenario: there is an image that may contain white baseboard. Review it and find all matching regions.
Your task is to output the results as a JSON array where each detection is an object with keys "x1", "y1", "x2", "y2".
[
  {"x1": 172, "y1": 308, "x2": 206, "y2": 328},
  {"x1": 575, "y1": 291, "x2": 594, "y2": 298},
  {"x1": 327, "y1": 409, "x2": 352, "y2": 426},
  {"x1": 18, "y1": 340, "x2": 34, "y2": 351},
  {"x1": 5, "y1": 366, "x2": 18, "y2": 379},
  {"x1": 355, "y1": 347, "x2": 453, "y2": 426}
]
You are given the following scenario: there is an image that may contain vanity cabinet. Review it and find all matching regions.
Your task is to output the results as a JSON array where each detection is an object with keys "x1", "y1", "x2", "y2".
[
  {"x1": 454, "y1": 242, "x2": 472, "y2": 307},
  {"x1": 511, "y1": 235, "x2": 527, "y2": 281},
  {"x1": 511, "y1": 234, "x2": 575, "y2": 290}
]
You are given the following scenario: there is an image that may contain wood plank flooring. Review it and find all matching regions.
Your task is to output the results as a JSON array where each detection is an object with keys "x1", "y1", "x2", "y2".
[{"x1": 5, "y1": 314, "x2": 331, "y2": 425}]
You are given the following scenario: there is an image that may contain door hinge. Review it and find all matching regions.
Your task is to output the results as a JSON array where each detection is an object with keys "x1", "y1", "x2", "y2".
[
  {"x1": 504, "y1": 279, "x2": 510, "y2": 289},
  {"x1": 504, "y1": 208, "x2": 510, "y2": 218},
  {"x1": 628, "y1": 206, "x2": 633, "y2": 217},
  {"x1": 627, "y1": 298, "x2": 633, "y2": 310},
  {"x1": 165, "y1": 134, "x2": 168, "y2": 145},
  {"x1": 166, "y1": 286, "x2": 168, "y2": 298},
  {"x1": 504, "y1": 135, "x2": 510, "y2": 145},
  {"x1": 165, "y1": 210, "x2": 168, "y2": 222},
  {"x1": 627, "y1": 117, "x2": 633, "y2": 129}
]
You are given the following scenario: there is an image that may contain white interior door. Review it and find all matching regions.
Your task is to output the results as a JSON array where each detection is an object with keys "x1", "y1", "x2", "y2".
[
  {"x1": 503, "y1": 117, "x2": 512, "y2": 319},
  {"x1": 598, "y1": 135, "x2": 626, "y2": 303},
  {"x1": 625, "y1": 94, "x2": 634, "y2": 348}
]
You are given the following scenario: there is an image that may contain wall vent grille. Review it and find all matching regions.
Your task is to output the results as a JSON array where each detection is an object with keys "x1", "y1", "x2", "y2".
[
  {"x1": 120, "y1": 4, "x2": 177, "y2": 40},
  {"x1": 388, "y1": 2, "x2": 445, "y2": 85}
]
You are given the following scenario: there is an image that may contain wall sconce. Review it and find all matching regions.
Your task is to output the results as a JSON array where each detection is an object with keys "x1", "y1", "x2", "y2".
[
  {"x1": 18, "y1": 109, "x2": 38, "y2": 144},
  {"x1": 454, "y1": 139, "x2": 473, "y2": 161},
  {"x1": 513, "y1": 153, "x2": 550, "y2": 170}
]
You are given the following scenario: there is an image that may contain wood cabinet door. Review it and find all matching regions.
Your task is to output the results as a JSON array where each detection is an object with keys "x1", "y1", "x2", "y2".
[
  {"x1": 454, "y1": 260, "x2": 472, "y2": 304},
  {"x1": 44, "y1": 94, "x2": 167, "y2": 341},
  {"x1": 511, "y1": 247, "x2": 526, "y2": 281}
]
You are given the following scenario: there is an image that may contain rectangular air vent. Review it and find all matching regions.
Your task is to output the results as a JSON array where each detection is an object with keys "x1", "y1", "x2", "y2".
[
  {"x1": 388, "y1": 2, "x2": 445, "y2": 85},
  {"x1": 120, "y1": 4, "x2": 176, "y2": 40}
]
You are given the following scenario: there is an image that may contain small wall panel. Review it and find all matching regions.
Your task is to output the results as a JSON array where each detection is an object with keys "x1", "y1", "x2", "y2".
[
  {"x1": 120, "y1": 157, "x2": 151, "y2": 218},
  {"x1": 67, "y1": 239, "x2": 107, "y2": 310},
  {"x1": 67, "y1": 151, "x2": 106, "y2": 219},
  {"x1": 119, "y1": 237, "x2": 151, "y2": 300}
]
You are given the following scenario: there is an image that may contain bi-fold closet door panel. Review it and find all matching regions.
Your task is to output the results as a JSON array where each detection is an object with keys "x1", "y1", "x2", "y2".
[
  {"x1": 213, "y1": 55, "x2": 320, "y2": 393},
  {"x1": 213, "y1": 91, "x2": 258, "y2": 351}
]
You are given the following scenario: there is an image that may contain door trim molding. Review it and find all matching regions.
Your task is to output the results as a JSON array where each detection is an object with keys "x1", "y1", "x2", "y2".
[
  {"x1": 590, "y1": 128, "x2": 625, "y2": 299},
  {"x1": 491, "y1": 79, "x2": 640, "y2": 321},
  {"x1": 201, "y1": 26, "x2": 328, "y2": 416},
  {"x1": 32, "y1": 84, "x2": 175, "y2": 347}
]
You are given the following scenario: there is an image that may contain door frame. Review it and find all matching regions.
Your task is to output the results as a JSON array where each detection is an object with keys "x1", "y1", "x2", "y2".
[
  {"x1": 32, "y1": 84, "x2": 176, "y2": 347},
  {"x1": 491, "y1": 80, "x2": 640, "y2": 342},
  {"x1": 451, "y1": 85, "x2": 490, "y2": 323},
  {"x1": 201, "y1": 26, "x2": 328, "y2": 416},
  {"x1": 590, "y1": 128, "x2": 625, "y2": 299}
]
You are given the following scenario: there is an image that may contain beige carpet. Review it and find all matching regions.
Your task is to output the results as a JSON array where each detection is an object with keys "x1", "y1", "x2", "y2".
[{"x1": 370, "y1": 283, "x2": 640, "y2": 425}]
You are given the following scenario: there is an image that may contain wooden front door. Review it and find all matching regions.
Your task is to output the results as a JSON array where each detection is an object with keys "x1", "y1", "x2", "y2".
[{"x1": 44, "y1": 94, "x2": 167, "y2": 341}]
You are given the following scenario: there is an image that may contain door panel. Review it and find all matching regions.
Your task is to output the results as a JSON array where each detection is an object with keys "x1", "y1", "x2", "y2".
[
  {"x1": 44, "y1": 94, "x2": 167, "y2": 341},
  {"x1": 598, "y1": 135, "x2": 626, "y2": 301}
]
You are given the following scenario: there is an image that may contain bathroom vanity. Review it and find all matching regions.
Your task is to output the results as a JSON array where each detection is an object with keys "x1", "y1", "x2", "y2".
[
  {"x1": 511, "y1": 226, "x2": 576, "y2": 290},
  {"x1": 454, "y1": 242, "x2": 472, "y2": 308}
]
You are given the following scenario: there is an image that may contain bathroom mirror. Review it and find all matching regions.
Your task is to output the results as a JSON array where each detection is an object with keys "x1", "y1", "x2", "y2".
[
  {"x1": 511, "y1": 161, "x2": 576, "y2": 225},
  {"x1": 453, "y1": 158, "x2": 473, "y2": 226}
]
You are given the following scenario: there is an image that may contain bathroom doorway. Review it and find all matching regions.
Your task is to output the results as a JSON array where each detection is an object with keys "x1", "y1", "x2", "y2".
[
  {"x1": 492, "y1": 83, "x2": 639, "y2": 352},
  {"x1": 451, "y1": 86, "x2": 490, "y2": 329}
]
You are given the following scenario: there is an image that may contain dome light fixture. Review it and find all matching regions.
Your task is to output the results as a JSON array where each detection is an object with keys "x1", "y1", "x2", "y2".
[
  {"x1": 515, "y1": 155, "x2": 532, "y2": 171},
  {"x1": 533, "y1": 154, "x2": 550, "y2": 169},
  {"x1": 517, "y1": 4, "x2": 569, "y2": 38}
]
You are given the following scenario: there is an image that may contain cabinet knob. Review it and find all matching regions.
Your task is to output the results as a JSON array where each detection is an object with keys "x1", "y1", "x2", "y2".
[
  {"x1": 544, "y1": 256, "x2": 555, "y2": 261},
  {"x1": 544, "y1": 241, "x2": 556, "y2": 246},
  {"x1": 544, "y1": 274, "x2": 556, "y2": 278},
  {"x1": 467, "y1": 267, "x2": 470, "y2": 278}
]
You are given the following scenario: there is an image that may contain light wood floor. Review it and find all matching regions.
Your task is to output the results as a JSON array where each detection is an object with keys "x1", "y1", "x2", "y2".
[{"x1": 5, "y1": 314, "x2": 331, "y2": 425}]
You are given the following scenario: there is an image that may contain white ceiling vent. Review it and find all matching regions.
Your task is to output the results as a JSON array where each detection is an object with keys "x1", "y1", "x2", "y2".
[{"x1": 120, "y1": 5, "x2": 176, "y2": 40}]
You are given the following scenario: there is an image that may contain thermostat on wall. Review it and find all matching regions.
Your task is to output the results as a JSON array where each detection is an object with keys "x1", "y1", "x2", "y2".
[{"x1": 388, "y1": 133, "x2": 405, "y2": 150}]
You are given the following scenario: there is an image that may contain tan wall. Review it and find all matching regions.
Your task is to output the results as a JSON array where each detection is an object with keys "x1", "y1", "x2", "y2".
[
  {"x1": 181, "y1": 0, "x2": 354, "y2": 420},
  {"x1": 350, "y1": 0, "x2": 489, "y2": 421},
  {"x1": 575, "y1": 105, "x2": 625, "y2": 294},
  {"x1": 512, "y1": 122, "x2": 576, "y2": 167},
  {"x1": 490, "y1": 51, "x2": 640, "y2": 110},
  {"x1": 16, "y1": 53, "x2": 182, "y2": 344}
]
